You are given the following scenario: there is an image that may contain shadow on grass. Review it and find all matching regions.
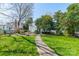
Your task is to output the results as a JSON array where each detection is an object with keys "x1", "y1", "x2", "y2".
[
  {"x1": 21, "y1": 36, "x2": 59, "y2": 56},
  {"x1": 11, "y1": 36, "x2": 36, "y2": 45},
  {"x1": 11, "y1": 36, "x2": 17, "y2": 41},
  {"x1": 4, "y1": 35, "x2": 59, "y2": 56},
  {"x1": 11, "y1": 36, "x2": 22, "y2": 42},
  {"x1": 0, "y1": 50, "x2": 32, "y2": 54},
  {"x1": 36, "y1": 42, "x2": 59, "y2": 56},
  {"x1": 21, "y1": 36, "x2": 36, "y2": 45},
  {"x1": 50, "y1": 47, "x2": 62, "y2": 56}
]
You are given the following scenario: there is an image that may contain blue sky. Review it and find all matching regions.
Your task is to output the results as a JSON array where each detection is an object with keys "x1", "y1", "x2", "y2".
[
  {"x1": 0, "y1": 3, "x2": 70, "y2": 24},
  {"x1": 33, "y1": 3, "x2": 70, "y2": 20}
]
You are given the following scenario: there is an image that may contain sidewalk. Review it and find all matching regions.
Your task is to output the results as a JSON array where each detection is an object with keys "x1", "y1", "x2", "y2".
[{"x1": 35, "y1": 34, "x2": 58, "y2": 56}]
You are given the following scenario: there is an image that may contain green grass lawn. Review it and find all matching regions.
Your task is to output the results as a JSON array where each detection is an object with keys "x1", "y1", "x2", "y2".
[
  {"x1": 0, "y1": 35, "x2": 38, "y2": 56},
  {"x1": 42, "y1": 35, "x2": 79, "y2": 56}
]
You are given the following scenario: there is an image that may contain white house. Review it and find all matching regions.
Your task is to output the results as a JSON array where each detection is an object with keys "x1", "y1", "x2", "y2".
[{"x1": 29, "y1": 23, "x2": 37, "y2": 32}]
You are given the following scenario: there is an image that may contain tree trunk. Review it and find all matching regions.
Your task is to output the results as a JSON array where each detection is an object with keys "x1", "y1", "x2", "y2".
[
  {"x1": 64, "y1": 27, "x2": 75, "y2": 36},
  {"x1": 16, "y1": 18, "x2": 22, "y2": 33}
]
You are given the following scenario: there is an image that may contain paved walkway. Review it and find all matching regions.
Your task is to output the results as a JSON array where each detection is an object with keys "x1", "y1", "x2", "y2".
[{"x1": 35, "y1": 34, "x2": 58, "y2": 56}]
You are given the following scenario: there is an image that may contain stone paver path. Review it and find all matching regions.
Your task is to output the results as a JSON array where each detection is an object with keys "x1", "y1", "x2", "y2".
[{"x1": 35, "y1": 34, "x2": 58, "y2": 56}]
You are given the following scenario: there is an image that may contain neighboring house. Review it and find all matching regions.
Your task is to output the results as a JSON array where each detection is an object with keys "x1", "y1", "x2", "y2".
[
  {"x1": 29, "y1": 23, "x2": 37, "y2": 32},
  {"x1": 0, "y1": 25, "x2": 5, "y2": 34},
  {"x1": 0, "y1": 19, "x2": 37, "y2": 33},
  {"x1": 5, "y1": 19, "x2": 25, "y2": 33},
  {"x1": 0, "y1": 21, "x2": 17, "y2": 33},
  {"x1": 5, "y1": 22, "x2": 15, "y2": 33}
]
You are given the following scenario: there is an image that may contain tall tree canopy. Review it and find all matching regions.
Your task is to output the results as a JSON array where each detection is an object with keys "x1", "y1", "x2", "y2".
[
  {"x1": 54, "y1": 10, "x2": 66, "y2": 35},
  {"x1": 35, "y1": 15, "x2": 53, "y2": 33},
  {"x1": 64, "y1": 4, "x2": 79, "y2": 36},
  {"x1": 53, "y1": 4, "x2": 79, "y2": 36}
]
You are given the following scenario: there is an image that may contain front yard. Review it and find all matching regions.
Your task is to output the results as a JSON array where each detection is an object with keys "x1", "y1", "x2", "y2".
[
  {"x1": 0, "y1": 35, "x2": 38, "y2": 56},
  {"x1": 42, "y1": 35, "x2": 79, "y2": 56},
  {"x1": 1, "y1": 34, "x2": 79, "y2": 56}
]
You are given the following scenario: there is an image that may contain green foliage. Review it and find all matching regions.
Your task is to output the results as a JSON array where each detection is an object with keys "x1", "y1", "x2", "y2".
[
  {"x1": 53, "y1": 4, "x2": 79, "y2": 36},
  {"x1": 23, "y1": 17, "x2": 33, "y2": 32},
  {"x1": 64, "y1": 4, "x2": 79, "y2": 36},
  {"x1": 42, "y1": 35, "x2": 79, "y2": 56},
  {"x1": 54, "y1": 10, "x2": 66, "y2": 35},
  {"x1": 41, "y1": 15, "x2": 53, "y2": 31},
  {"x1": 35, "y1": 18, "x2": 42, "y2": 33},
  {"x1": 35, "y1": 15, "x2": 53, "y2": 33}
]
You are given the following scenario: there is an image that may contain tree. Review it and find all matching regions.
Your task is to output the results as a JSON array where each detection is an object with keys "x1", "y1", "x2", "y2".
[
  {"x1": 23, "y1": 17, "x2": 33, "y2": 32},
  {"x1": 10, "y1": 3, "x2": 33, "y2": 33},
  {"x1": 35, "y1": 15, "x2": 53, "y2": 33},
  {"x1": 35, "y1": 18, "x2": 42, "y2": 33},
  {"x1": 64, "y1": 4, "x2": 79, "y2": 36},
  {"x1": 0, "y1": 3, "x2": 33, "y2": 33},
  {"x1": 41, "y1": 15, "x2": 53, "y2": 32},
  {"x1": 54, "y1": 10, "x2": 66, "y2": 35}
]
